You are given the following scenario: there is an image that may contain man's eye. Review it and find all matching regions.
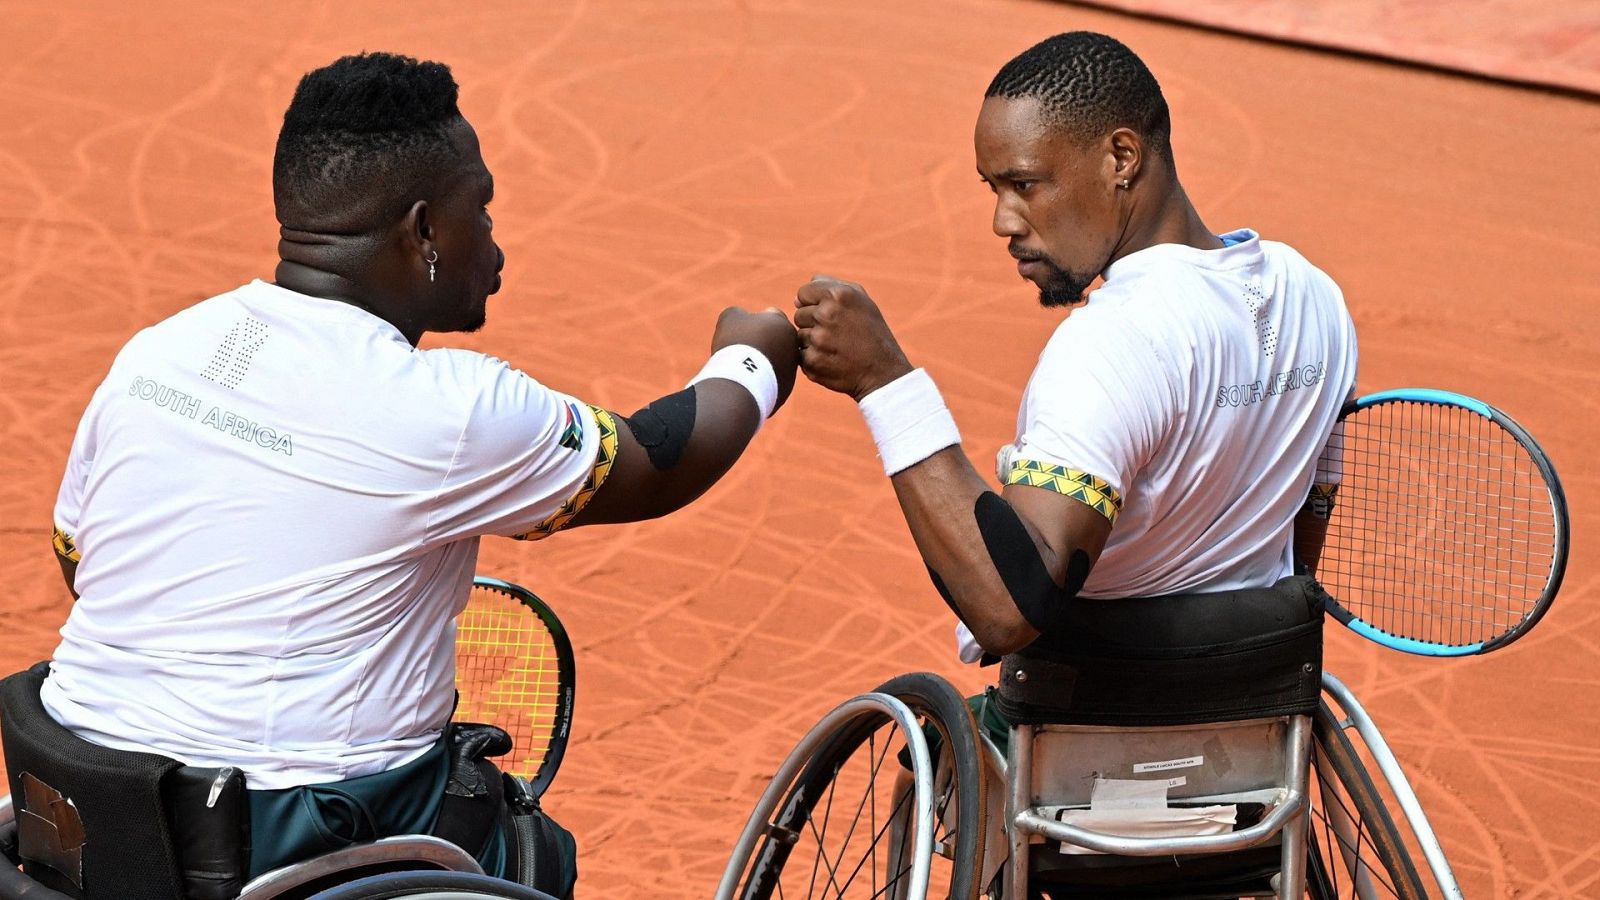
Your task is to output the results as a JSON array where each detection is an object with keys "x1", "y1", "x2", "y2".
[{"x1": 1013, "y1": 181, "x2": 1034, "y2": 193}]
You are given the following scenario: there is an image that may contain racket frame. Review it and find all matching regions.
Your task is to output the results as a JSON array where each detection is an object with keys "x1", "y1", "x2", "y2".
[
  {"x1": 1322, "y1": 388, "x2": 1569, "y2": 656},
  {"x1": 463, "y1": 575, "x2": 577, "y2": 797}
]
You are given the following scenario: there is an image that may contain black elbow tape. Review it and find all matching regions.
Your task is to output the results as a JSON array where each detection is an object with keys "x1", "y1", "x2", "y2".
[
  {"x1": 972, "y1": 491, "x2": 1089, "y2": 634},
  {"x1": 925, "y1": 564, "x2": 997, "y2": 666},
  {"x1": 926, "y1": 565, "x2": 961, "y2": 618},
  {"x1": 621, "y1": 386, "x2": 698, "y2": 471}
]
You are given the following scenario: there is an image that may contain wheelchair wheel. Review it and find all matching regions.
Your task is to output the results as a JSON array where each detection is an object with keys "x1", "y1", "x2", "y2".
[
  {"x1": 1306, "y1": 701, "x2": 1428, "y2": 900},
  {"x1": 305, "y1": 869, "x2": 560, "y2": 899},
  {"x1": 721, "y1": 672, "x2": 986, "y2": 900}
]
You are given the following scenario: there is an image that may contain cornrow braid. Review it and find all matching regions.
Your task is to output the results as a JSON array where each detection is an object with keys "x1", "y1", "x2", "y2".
[{"x1": 986, "y1": 32, "x2": 1172, "y2": 159}]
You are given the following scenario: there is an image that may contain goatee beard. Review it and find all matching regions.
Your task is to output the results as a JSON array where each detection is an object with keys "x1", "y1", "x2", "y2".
[{"x1": 1037, "y1": 264, "x2": 1095, "y2": 308}]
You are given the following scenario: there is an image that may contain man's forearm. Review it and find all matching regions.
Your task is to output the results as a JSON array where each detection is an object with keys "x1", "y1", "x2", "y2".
[
  {"x1": 626, "y1": 379, "x2": 760, "y2": 518},
  {"x1": 890, "y1": 448, "x2": 1041, "y2": 653},
  {"x1": 1293, "y1": 507, "x2": 1329, "y2": 577},
  {"x1": 1293, "y1": 484, "x2": 1337, "y2": 576}
]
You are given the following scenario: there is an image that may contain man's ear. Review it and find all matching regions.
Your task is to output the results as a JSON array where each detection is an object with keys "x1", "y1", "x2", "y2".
[
  {"x1": 403, "y1": 199, "x2": 434, "y2": 257},
  {"x1": 1107, "y1": 127, "x2": 1144, "y2": 189}
]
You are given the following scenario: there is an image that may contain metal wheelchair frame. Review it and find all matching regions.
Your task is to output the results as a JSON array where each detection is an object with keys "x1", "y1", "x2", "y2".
[{"x1": 720, "y1": 670, "x2": 1467, "y2": 900}]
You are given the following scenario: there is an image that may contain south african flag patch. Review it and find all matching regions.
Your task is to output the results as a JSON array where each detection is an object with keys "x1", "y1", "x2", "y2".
[{"x1": 558, "y1": 402, "x2": 584, "y2": 452}]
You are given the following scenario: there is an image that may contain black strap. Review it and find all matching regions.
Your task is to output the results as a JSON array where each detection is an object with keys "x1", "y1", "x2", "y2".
[
  {"x1": 996, "y1": 577, "x2": 1326, "y2": 727},
  {"x1": 1, "y1": 663, "x2": 185, "y2": 899}
]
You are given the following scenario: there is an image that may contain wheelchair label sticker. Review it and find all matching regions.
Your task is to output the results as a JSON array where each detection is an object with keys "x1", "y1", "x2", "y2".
[
  {"x1": 1132, "y1": 755, "x2": 1203, "y2": 773},
  {"x1": 1091, "y1": 777, "x2": 1169, "y2": 809}
]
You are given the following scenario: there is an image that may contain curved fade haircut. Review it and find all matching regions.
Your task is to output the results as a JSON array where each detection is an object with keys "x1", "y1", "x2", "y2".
[
  {"x1": 986, "y1": 32, "x2": 1172, "y2": 161},
  {"x1": 273, "y1": 52, "x2": 464, "y2": 225}
]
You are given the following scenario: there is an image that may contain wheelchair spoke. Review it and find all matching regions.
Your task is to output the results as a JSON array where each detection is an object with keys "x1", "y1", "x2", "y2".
[
  {"x1": 806, "y1": 753, "x2": 843, "y2": 900},
  {"x1": 835, "y1": 764, "x2": 916, "y2": 896},
  {"x1": 871, "y1": 731, "x2": 878, "y2": 899},
  {"x1": 728, "y1": 676, "x2": 986, "y2": 900},
  {"x1": 823, "y1": 731, "x2": 890, "y2": 895},
  {"x1": 803, "y1": 786, "x2": 846, "y2": 898},
  {"x1": 1307, "y1": 723, "x2": 1425, "y2": 900},
  {"x1": 1313, "y1": 785, "x2": 1404, "y2": 897}
]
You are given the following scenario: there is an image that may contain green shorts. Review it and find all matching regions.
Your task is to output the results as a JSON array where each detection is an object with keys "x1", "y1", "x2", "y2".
[
  {"x1": 906, "y1": 686, "x2": 1012, "y2": 769},
  {"x1": 245, "y1": 738, "x2": 508, "y2": 880}
]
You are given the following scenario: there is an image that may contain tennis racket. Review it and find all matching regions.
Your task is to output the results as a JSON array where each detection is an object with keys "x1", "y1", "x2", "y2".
[
  {"x1": 1314, "y1": 388, "x2": 1568, "y2": 656},
  {"x1": 456, "y1": 576, "x2": 576, "y2": 798}
]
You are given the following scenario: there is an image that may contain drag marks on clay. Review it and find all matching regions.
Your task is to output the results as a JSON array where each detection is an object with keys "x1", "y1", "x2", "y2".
[{"x1": 3, "y1": 1, "x2": 1598, "y2": 896}]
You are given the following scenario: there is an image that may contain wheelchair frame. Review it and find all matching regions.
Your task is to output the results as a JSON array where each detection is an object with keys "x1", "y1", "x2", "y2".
[{"x1": 719, "y1": 670, "x2": 1466, "y2": 900}]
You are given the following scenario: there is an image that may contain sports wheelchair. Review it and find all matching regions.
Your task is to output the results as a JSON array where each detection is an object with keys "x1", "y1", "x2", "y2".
[
  {"x1": 0, "y1": 577, "x2": 566, "y2": 900},
  {"x1": 718, "y1": 578, "x2": 1463, "y2": 899}
]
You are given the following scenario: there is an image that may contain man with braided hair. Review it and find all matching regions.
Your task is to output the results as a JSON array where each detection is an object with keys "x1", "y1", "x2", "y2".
[
  {"x1": 795, "y1": 31, "x2": 1356, "y2": 869},
  {"x1": 39, "y1": 52, "x2": 798, "y2": 892}
]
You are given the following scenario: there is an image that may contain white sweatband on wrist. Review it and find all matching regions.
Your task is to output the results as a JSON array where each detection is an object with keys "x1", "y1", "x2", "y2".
[
  {"x1": 858, "y1": 368, "x2": 961, "y2": 476},
  {"x1": 689, "y1": 344, "x2": 779, "y2": 422}
]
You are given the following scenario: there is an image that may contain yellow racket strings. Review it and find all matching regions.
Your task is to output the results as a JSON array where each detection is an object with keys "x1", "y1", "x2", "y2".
[{"x1": 456, "y1": 588, "x2": 565, "y2": 778}]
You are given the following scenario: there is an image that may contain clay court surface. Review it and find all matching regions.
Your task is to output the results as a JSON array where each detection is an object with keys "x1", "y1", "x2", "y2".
[{"x1": 2, "y1": 1, "x2": 1597, "y2": 896}]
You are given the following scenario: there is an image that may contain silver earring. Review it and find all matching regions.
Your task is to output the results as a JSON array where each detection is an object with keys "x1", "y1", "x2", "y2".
[
  {"x1": 1119, "y1": 179, "x2": 1131, "y2": 189},
  {"x1": 426, "y1": 250, "x2": 438, "y2": 283}
]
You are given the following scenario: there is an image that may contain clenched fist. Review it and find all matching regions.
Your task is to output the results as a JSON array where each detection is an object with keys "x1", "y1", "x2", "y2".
[{"x1": 793, "y1": 276, "x2": 913, "y2": 402}]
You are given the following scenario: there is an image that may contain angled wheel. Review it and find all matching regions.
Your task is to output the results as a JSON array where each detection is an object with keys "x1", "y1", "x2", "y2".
[
  {"x1": 720, "y1": 673, "x2": 986, "y2": 900},
  {"x1": 1306, "y1": 701, "x2": 1428, "y2": 900}
]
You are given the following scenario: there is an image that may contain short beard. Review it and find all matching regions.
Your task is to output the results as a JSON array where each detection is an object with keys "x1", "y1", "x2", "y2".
[
  {"x1": 1035, "y1": 259, "x2": 1096, "y2": 308},
  {"x1": 437, "y1": 300, "x2": 488, "y2": 334}
]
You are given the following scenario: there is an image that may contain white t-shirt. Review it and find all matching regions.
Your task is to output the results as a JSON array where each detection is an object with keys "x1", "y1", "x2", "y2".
[
  {"x1": 44, "y1": 280, "x2": 611, "y2": 789},
  {"x1": 958, "y1": 229, "x2": 1357, "y2": 661}
]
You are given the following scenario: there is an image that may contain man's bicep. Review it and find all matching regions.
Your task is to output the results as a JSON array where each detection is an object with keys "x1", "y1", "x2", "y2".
[
  {"x1": 1002, "y1": 479, "x2": 1114, "y2": 588},
  {"x1": 559, "y1": 409, "x2": 663, "y2": 527}
]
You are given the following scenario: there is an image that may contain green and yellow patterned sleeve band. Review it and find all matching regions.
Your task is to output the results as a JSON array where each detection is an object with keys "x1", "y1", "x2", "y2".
[
  {"x1": 52, "y1": 526, "x2": 81, "y2": 563},
  {"x1": 515, "y1": 406, "x2": 620, "y2": 542},
  {"x1": 1004, "y1": 458, "x2": 1124, "y2": 526}
]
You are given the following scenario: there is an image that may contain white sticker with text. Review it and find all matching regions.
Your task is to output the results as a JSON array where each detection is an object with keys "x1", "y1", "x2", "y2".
[{"x1": 1132, "y1": 755, "x2": 1203, "y2": 774}]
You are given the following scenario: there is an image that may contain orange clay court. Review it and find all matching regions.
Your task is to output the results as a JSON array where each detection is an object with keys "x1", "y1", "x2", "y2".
[{"x1": 2, "y1": 1, "x2": 1597, "y2": 896}]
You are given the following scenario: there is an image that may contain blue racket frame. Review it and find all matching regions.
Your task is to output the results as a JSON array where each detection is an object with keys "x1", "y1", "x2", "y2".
[{"x1": 1323, "y1": 388, "x2": 1569, "y2": 656}]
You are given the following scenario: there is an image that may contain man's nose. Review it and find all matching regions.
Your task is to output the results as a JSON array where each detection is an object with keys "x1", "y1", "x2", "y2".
[{"x1": 992, "y1": 201, "x2": 1026, "y2": 238}]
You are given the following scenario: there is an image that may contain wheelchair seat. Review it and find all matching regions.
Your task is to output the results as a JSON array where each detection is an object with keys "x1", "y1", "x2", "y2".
[
  {"x1": 0, "y1": 664, "x2": 487, "y2": 900},
  {"x1": 999, "y1": 576, "x2": 1326, "y2": 899}
]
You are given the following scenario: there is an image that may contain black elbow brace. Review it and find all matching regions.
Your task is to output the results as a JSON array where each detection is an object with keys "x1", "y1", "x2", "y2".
[
  {"x1": 620, "y1": 386, "x2": 698, "y2": 471},
  {"x1": 926, "y1": 492, "x2": 1089, "y2": 635}
]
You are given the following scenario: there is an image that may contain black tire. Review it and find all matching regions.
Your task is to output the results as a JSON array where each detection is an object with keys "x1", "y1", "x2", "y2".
[
  {"x1": 1306, "y1": 701, "x2": 1429, "y2": 900},
  {"x1": 306, "y1": 868, "x2": 561, "y2": 899},
  {"x1": 877, "y1": 672, "x2": 989, "y2": 900},
  {"x1": 736, "y1": 672, "x2": 986, "y2": 900}
]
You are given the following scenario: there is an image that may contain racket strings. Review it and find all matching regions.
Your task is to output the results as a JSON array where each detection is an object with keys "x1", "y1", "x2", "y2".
[
  {"x1": 456, "y1": 587, "x2": 565, "y2": 778},
  {"x1": 1319, "y1": 401, "x2": 1558, "y2": 646}
]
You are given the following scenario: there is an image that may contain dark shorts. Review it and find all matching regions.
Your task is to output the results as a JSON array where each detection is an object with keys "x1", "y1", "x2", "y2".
[
  {"x1": 245, "y1": 738, "x2": 507, "y2": 880},
  {"x1": 907, "y1": 686, "x2": 1012, "y2": 771}
]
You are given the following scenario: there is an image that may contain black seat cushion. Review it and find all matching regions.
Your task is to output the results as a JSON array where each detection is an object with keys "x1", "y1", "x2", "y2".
[
  {"x1": 0, "y1": 662, "x2": 185, "y2": 899},
  {"x1": 997, "y1": 577, "x2": 1326, "y2": 727}
]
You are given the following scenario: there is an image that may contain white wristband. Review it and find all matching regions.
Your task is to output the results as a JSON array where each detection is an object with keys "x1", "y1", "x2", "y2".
[
  {"x1": 857, "y1": 368, "x2": 961, "y2": 476},
  {"x1": 689, "y1": 344, "x2": 779, "y2": 422}
]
